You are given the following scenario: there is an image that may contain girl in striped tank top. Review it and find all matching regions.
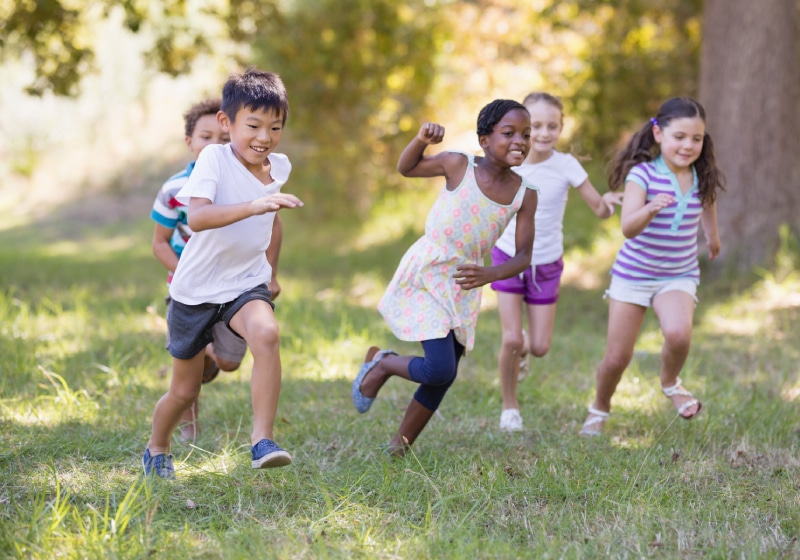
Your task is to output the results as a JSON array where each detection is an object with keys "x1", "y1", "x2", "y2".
[{"x1": 580, "y1": 97, "x2": 726, "y2": 436}]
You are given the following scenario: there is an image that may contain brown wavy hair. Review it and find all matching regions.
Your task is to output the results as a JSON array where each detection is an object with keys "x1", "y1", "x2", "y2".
[{"x1": 607, "y1": 97, "x2": 725, "y2": 207}]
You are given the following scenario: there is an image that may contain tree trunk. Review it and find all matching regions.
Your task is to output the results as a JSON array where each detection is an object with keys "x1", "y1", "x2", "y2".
[{"x1": 699, "y1": 0, "x2": 800, "y2": 273}]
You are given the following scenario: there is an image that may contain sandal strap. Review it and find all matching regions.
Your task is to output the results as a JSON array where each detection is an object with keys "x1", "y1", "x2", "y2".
[
  {"x1": 662, "y1": 377, "x2": 687, "y2": 397},
  {"x1": 676, "y1": 399, "x2": 699, "y2": 416},
  {"x1": 586, "y1": 406, "x2": 610, "y2": 418}
]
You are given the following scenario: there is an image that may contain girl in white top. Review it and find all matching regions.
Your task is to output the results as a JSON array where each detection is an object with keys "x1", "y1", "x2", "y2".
[{"x1": 490, "y1": 92, "x2": 622, "y2": 432}]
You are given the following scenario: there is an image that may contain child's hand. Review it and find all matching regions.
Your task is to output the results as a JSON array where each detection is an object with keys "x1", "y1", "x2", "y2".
[
  {"x1": 417, "y1": 123, "x2": 445, "y2": 145},
  {"x1": 453, "y1": 264, "x2": 490, "y2": 290},
  {"x1": 602, "y1": 192, "x2": 623, "y2": 215},
  {"x1": 268, "y1": 277, "x2": 281, "y2": 299},
  {"x1": 250, "y1": 193, "x2": 303, "y2": 215},
  {"x1": 646, "y1": 193, "x2": 674, "y2": 215},
  {"x1": 706, "y1": 235, "x2": 721, "y2": 260}
]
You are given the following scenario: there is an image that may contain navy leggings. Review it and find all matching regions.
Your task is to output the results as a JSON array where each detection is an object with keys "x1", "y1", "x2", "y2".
[{"x1": 407, "y1": 331, "x2": 465, "y2": 411}]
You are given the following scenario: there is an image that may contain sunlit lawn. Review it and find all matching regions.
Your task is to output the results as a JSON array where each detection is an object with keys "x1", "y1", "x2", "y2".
[{"x1": 1, "y1": 185, "x2": 799, "y2": 559}]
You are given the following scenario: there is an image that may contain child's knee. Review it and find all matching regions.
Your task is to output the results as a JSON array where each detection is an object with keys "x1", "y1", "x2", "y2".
[
  {"x1": 171, "y1": 384, "x2": 201, "y2": 405},
  {"x1": 216, "y1": 357, "x2": 241, "y2": 371},
  {"x1": 246, "y1": 323, "x2": 280, "y2": 353},
  {"x1": 422, "y1": 362, "x2": 457, "y2": 386},
  {"x1": 662, "y1": 327, "x2": 691, "y2": 352},
  {"x1": 529, "y1": 340, "x2": 550, "y2": 357},
  {"x1": 501, "y1": 333, "x2": 525, "y2": 355},
  {"x1": 603, "y1": 351, "x2": 632, "y2": 373}
]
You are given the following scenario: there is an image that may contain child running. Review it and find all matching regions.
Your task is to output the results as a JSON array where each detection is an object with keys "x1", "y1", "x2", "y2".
[
  {"x1": 352, "y1": 99, "x2": 538, "y2": 457},
  {"x1": 491, "y1": 92, "x2": 622, "y2": 432},
  {"x1": 143, "y1": 68, "x2": 302, "y2": 479},
  {"x1": 151, "y1": 98, "x2": 284, "y2": 442},
  {"x1": 580, "y1": 97, "x2": 725, "y2": 436}
]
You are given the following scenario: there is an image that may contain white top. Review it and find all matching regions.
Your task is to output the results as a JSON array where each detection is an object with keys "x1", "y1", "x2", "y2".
[
  {"x1": 168, "y1": 143, "x2": 291, "y2": 305},
  {"x1": 494, "y1": 151, "x2": 588, "y2": 265}
]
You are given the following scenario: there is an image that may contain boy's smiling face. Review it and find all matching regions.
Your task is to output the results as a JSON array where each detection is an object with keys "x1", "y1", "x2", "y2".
[{"x1": 219, "y1": 106, "x2": 284, "y2": 174}]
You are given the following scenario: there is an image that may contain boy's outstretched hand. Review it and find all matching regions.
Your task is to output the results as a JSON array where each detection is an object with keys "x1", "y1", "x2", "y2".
[
  {"x1": 250, "y1": 193, "x2": 303, "y2": 215},
  {"x1": 417, "y1": 123, "x2": 445, "y2": 145}
]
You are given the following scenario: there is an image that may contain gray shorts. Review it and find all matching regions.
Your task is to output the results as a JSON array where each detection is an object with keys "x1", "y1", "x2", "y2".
[
  {"x1": 604, "y1": 275, "x2": 698, "y2": 308},
  {"x1": 166, "y1": 284, "x2": 274, "y2": 360}
]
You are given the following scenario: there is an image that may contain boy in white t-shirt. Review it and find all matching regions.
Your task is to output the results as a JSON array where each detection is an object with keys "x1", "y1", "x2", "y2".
[
  {"x1": 491, "y1": 92, "x2": 622, "y2": 432},
  {"x1": 143, "y1": 68, "x2": 303, "y2": 479}
]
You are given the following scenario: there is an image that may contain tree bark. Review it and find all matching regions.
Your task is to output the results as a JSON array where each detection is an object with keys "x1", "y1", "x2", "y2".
[{"x1": 699, "y1": 0, "x2": 800, "y2": 272}]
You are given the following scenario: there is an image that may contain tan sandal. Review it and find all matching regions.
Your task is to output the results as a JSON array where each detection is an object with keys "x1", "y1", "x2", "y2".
[
  {"x1": 579, "y1": 406, "x2": 610, "y2": 436},
  {"x1": 662, "y1": 377, "x2": 702, "y2": 419}
]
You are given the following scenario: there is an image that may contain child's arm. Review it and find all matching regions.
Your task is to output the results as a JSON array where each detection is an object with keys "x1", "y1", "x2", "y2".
[
  {"x1": 397, "y1": 123, "x2": 467, "y2": 189},
  {"x1": 620, "y1": 181, "x2": 674, "y2": 238},
  {"x1": 453, "y1": 189, "x2": 538, "y2": 290},
  {"x1": 576, "y1": 179, "x2": 623, "y2": 218},
  {"x1": 700, "y1": 201, "x2": 721, "y2": 260},
  {"x1": 152, "y1": 224, "x2": 179, "y2": 273},
  {"x1": 187, "y1": 193, "x2": 303, "y2": 232},
  {"x1": 266, "y1": 214, "x2": 283, "y2": 299}
]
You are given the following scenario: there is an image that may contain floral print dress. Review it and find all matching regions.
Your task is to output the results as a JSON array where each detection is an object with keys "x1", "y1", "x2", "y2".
[{"x1": 378, "y1": 153, "x2": 535, "y2": 351}]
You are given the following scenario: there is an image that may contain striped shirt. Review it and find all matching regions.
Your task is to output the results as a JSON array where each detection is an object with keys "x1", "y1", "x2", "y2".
[
  {"x1": 150, "y1": 161, "x2": 195, "y2": 284},
  {"x1": 611, "y1": 156, "x2": 702, "y2": 282}
]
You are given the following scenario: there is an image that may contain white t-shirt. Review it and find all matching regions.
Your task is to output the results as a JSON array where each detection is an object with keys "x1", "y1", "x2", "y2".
[
  {"x1": 494, "y1": 151, "x2": 588, "y2": 265},
  {"x1": 168, "y1": 143, "x2": 292, "y2": 305}
]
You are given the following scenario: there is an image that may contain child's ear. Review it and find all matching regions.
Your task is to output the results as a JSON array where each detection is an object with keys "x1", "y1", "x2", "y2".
[
  {"x1": 478, "y1": 134, "x2": 489, "y2": 149},
  {"x1": 652, "y1": 125, "x2": 663, "y2": 143},
  {"x1": 217, "y1": 110, "x2": 231, "y2": 131},
  {"x1": 184, "y1": 135, "x2": 193, "y2": 152}
]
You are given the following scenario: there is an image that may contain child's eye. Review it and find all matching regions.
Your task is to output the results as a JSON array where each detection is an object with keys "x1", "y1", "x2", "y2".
[{"x1": 248, "y1": 124, "x2": 258, "y2": 129}]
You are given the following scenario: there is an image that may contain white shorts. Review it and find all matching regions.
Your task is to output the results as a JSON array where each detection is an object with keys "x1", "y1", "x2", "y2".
[{"x1": 604, "y1": 275, "x2": 698, "y2": 308}]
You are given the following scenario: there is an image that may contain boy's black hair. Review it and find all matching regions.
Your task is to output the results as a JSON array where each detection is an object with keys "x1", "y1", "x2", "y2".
[
  {"x1": 476, "y1": 99, "x2": 528, "y2": 136},
  {"x1": 221, "y1": 67, "x2": 290, "y2": 124},
  {"x1": 607, "y1": 97, "x2": 725, "y2": 206},
  {"x1": 183, "y1": 98, "x2": 222, "y2": 137}
]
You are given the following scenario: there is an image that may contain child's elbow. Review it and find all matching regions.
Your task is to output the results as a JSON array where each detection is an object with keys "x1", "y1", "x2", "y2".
[{"x1": 187, "y1": 216, "x2": 206, "y2": 232}]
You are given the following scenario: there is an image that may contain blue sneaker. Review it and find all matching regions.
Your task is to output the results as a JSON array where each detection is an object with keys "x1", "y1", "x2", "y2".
[
  {"x1": 251, "y1": 438, "x2": 292, "y2": 469},
  {"x1": 142, "y1": 448, "x2": 175, "y2": 479}
]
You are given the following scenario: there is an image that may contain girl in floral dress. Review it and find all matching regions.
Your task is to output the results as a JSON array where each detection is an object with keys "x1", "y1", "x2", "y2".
[{"x1": 352, "y1": 99, "x2": 539, "y2": 456}]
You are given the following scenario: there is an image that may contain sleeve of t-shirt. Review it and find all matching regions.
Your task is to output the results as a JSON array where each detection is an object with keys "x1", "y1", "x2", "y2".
[
  {"x1": 624, "y1": 163, "x2": 648, "y2": 191},
  {"x1": 176, "y1": 146, "x2": 221, "y2": 205},
  {"x1": 150, "y1": 182, "x2": 179, "y2": 228},
  {"x1": 563, "y1": 154, "x2": 590, "y2": 188}
]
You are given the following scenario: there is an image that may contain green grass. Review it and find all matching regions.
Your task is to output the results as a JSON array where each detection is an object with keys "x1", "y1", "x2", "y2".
[{"x1": 1, "y1": 186, "x2": 799, "y2": 559}]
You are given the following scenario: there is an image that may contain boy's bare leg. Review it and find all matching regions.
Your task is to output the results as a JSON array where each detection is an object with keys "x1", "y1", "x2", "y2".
[
  {"x1": 147, "y1": 352, "x2": 205, "y2": 453},
  {"x1": 229, "y1": 300, "x2": 281, "y2": 445},
  {"x1": 179, "y1": 400, "x2": 199, "y2": 441}
]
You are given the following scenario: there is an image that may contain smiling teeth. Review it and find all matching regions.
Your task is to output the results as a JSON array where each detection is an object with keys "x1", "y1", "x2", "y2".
[{"x1": 251, "y1": 146, "x2": 267, "y2": 152}]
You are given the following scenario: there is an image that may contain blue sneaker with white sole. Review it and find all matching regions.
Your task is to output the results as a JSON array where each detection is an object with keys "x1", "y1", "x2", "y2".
[{"x1": 251, "y1": 438, "x2": 292, "y2": 469}]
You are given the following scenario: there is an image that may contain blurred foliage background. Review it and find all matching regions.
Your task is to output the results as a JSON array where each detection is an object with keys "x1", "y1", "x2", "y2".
[{"x1": 0, "y1": 0, "x2": 797, "y2": 270}]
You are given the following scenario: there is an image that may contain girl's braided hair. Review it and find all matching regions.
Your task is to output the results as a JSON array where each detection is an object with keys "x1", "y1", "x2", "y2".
[{"x1": 477, "y1": 99, "x2": 528, "y2": 136}]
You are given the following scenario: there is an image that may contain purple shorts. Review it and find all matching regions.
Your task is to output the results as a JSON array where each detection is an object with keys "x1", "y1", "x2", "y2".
[{"x1": 489, "y1": 247, "x2": 564, "y2": 305}]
